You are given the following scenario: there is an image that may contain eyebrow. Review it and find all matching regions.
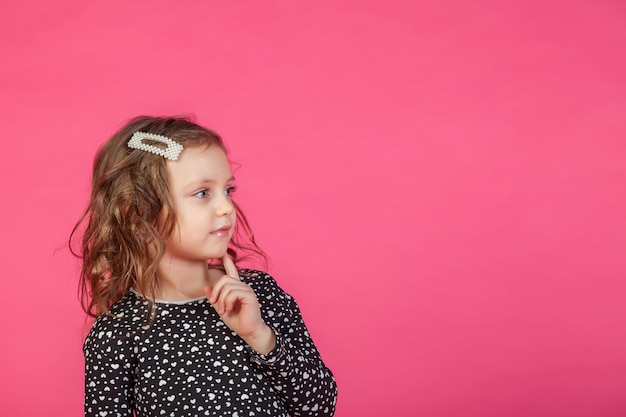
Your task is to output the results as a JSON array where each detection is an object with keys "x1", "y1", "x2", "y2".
[{"x1": 184, "y1": 176, "x2": 236, "y2": 188}]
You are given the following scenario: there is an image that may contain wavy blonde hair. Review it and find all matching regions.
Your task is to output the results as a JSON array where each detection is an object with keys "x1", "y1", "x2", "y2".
[{"x1": 70, "y1": 116, "x2": 266, "y2": 319}]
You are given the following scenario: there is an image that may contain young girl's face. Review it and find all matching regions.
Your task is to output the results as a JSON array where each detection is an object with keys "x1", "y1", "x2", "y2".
[{"x1": 162, "y1": 144, "x2": 236, "y2": 262}]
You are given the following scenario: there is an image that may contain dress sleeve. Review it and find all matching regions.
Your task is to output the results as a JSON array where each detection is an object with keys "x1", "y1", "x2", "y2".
[
  {"x1": 245, "y1": 272, "x2": 338, "y2": 417},
  {"x1": 83, "y1": 316, "x2": 136, "y2": 417}
]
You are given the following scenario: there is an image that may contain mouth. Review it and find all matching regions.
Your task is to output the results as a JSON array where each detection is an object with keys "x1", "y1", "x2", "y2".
[{"x1": 210, "y1": 225, "x2": 232, "y2": 237}]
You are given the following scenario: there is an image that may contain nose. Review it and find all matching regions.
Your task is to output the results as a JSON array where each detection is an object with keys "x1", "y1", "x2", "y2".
[{"x1": 215, "y1": 192, "x2": 234, "y2": 217}]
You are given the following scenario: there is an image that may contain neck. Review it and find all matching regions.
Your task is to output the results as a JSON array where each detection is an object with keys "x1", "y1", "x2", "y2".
[{"x1": 155, "y1": 257, "x2": 215, "y2": 301}]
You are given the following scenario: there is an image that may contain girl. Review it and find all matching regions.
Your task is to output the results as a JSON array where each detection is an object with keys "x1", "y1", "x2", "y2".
[{"x1": 71, "y1": 116, "x2": 337, "y2": 417}]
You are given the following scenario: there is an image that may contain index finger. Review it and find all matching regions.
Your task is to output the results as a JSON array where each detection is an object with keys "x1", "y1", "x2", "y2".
[{"x1": 222, "y1": 254, "x2": 240, "y2": 280}]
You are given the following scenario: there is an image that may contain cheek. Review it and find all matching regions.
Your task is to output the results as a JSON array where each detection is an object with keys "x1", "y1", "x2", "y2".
[{"x1": 227, "y1": 213, "x2": 236, "y2": 234}]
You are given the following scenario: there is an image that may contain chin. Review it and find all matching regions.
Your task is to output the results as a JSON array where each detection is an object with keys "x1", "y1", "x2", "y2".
[{"x1": 207, "y1": 247, "x2": 229, "y2": 260}]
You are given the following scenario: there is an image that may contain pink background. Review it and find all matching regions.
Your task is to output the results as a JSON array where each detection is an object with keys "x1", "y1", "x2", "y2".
[{"x1": 1, "y1": 1, "x2": 625, "y2": 416}]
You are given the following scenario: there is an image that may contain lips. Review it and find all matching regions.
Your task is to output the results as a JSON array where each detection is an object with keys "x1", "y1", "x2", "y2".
[{"x1": 210, "y1": 225, "x2": 232, "y2": 237}]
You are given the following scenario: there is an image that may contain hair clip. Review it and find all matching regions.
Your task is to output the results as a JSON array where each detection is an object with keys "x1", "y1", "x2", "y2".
[{"x1": 128, "y1": 131, "x2": 184, "y2": 161}]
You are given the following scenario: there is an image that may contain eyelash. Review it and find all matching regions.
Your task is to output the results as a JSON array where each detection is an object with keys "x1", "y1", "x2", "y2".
[
  {"x1": 194, "y1": 185, "x2": 238, "y2": 199},
  {"x1": 225, "y1": 185, "x2": 238, "y2": 196}
]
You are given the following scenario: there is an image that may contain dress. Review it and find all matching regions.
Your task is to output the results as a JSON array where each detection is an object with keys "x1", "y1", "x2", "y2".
[{"x1": 84, "y1": 270, "x2": 337, "y2": 417}]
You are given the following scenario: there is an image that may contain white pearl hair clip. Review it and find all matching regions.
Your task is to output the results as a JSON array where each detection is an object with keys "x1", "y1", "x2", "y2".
[{"x1": 128, "y1": 131, "x2": 184, "y2": 161}]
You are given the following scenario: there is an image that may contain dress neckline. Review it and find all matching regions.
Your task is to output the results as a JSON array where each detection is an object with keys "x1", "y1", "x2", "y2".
[{"x1": 129, "y1": 288, "x2": 208, "y2": 305}]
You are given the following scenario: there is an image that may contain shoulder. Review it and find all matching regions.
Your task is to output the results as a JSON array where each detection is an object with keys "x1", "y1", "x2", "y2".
[
  {"x1": 83, "y1": 292, "x2": 146, "y2": 354},
  {"x1": 239, "y1": 269, "x2": 293, "y2": 301},
  {"x1": 239, "y1": 269, "x2": 289, "y2": 296},
  {"x1": 239, "y1": 269, "x2": 299, "y2": 314},
  {"x1": 239, "y1": 268, "x2": 273, "y2": 283}
]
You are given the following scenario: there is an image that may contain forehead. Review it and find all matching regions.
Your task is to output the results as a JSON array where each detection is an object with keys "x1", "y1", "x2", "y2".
[{"x1": 165, "y1": 144, "x2": 232, "y2": 186}]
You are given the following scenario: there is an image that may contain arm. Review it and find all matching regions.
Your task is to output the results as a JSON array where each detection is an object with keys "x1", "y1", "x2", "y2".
[
  {"x1": 246, "y1": 272, "x2": 338, "y2": 417},
  {"x1": 83, "y1": 318, "x2": 135, "y2": 417}
]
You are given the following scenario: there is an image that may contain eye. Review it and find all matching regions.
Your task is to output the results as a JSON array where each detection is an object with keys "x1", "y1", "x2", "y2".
[
  {"x1": 225, "y1": 185, "x2": 238, "y2": 197},
  {"x1": 193, "y1": 189, "x2": 210, "y2": 199}
]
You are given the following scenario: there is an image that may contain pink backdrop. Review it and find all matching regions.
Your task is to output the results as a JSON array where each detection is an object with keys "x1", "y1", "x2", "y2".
[{"x1": 1, "y1": 1, "x2": 625, "y2": 416}]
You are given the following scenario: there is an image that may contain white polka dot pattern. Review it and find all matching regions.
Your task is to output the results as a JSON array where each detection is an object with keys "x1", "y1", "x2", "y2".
[{"x1": 83, "y1": 270, "x2": 338, "y2": 417}]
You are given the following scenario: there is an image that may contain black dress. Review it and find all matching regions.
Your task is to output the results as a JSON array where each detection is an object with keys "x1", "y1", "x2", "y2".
[{"x1": 84, "y1": 270, "x2": 337, "y2": 417}]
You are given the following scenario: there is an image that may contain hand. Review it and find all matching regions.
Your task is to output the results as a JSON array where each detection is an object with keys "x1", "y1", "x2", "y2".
[{"x1": 204, "y1": 255, "x2": 276, "y2": 354}]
